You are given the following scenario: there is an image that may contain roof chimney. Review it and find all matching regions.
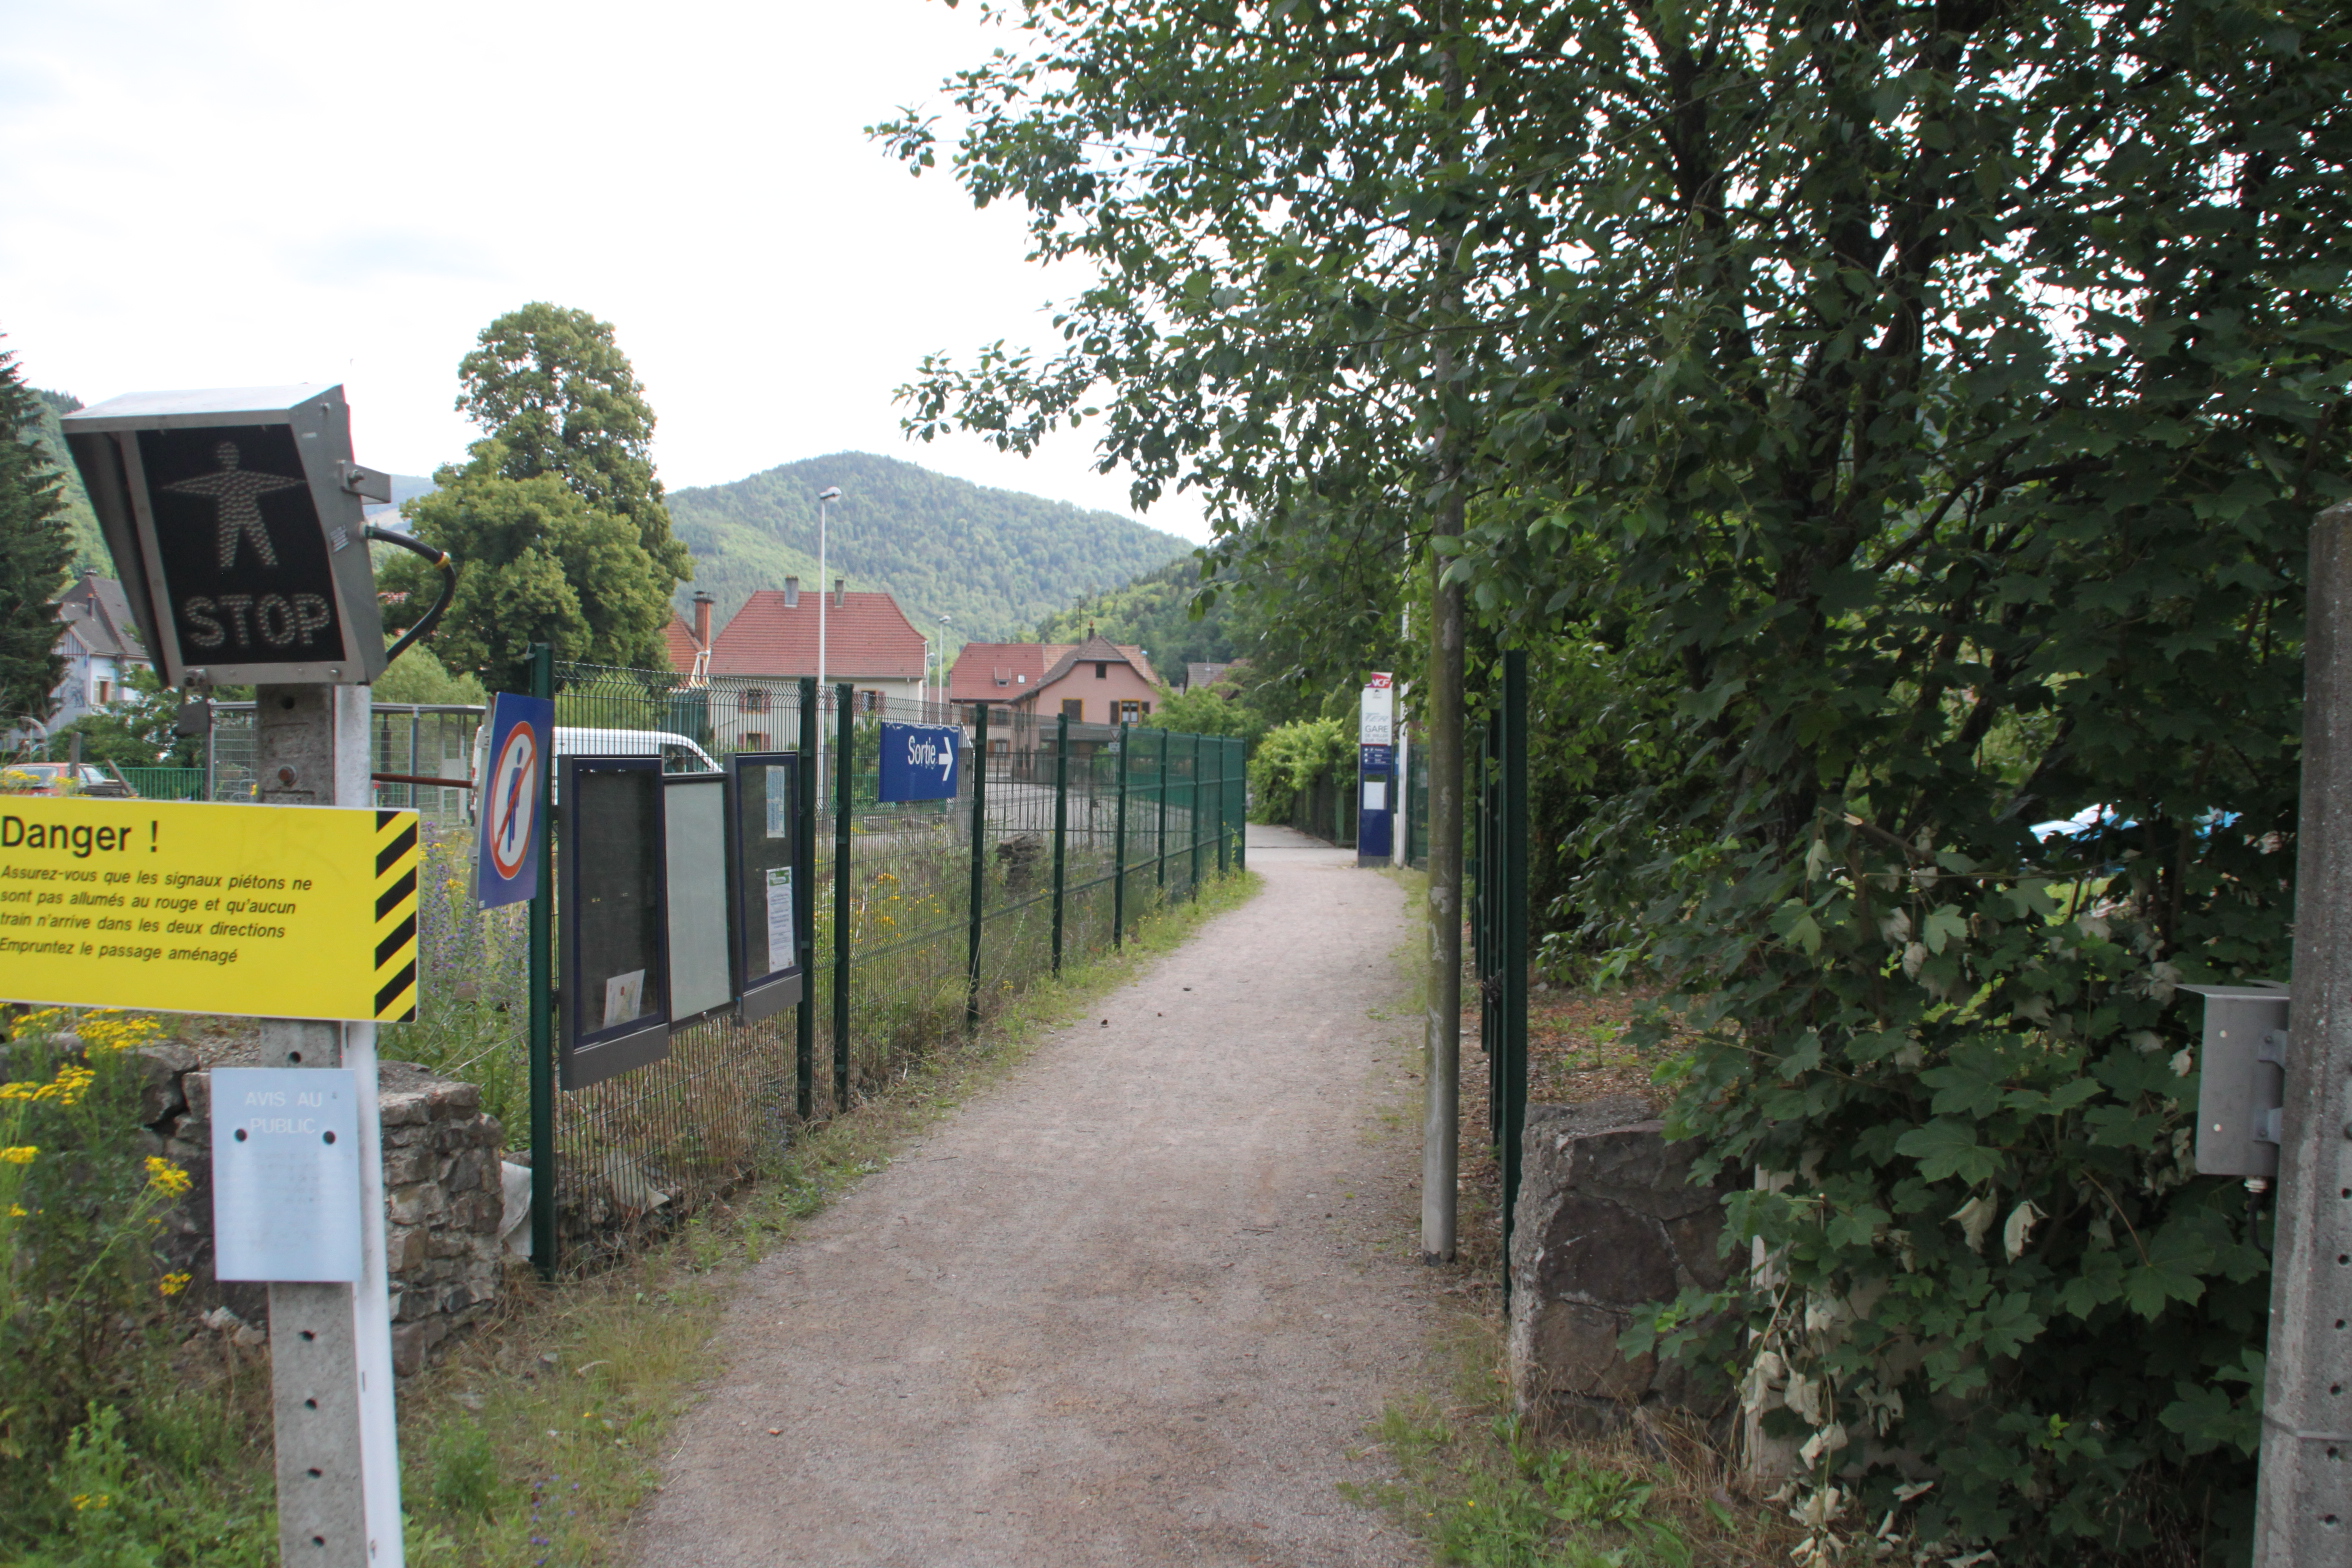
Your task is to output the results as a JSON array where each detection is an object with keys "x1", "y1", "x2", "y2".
[
  {"x1": 783, "y1": 577, "x2": 799, "y2": 608},
  {"x1": 834, "y1": 578, "x2": 846, "y2": 609},
  {"x1": 691, "y1": 590, "x2": 714, "y2": 649}
]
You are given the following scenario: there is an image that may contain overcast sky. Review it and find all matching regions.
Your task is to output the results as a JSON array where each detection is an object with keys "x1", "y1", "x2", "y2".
[{"x1": 0, "y1": 0, "x2": 1206, "y2": 541}]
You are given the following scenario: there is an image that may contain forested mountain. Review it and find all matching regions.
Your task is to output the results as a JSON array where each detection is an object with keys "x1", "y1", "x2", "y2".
[
  {"x1": 23, "y1": 389, "x2": 105, "y2": 572},
  {"x1": 665, "y1": 451, "x2": 1190, "y2": 645},
  {"x1": 1033, "y1": 554, "x2": 1240, "y2": 670}
]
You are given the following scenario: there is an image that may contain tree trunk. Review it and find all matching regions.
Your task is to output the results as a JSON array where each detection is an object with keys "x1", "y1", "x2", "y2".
[
  {"x1": 1420, "y1": 0, "x2": 1469, "y2": 1264},
  {"x1": 1421, "y1": 513, "x2": 1466, "y2": 1262}
]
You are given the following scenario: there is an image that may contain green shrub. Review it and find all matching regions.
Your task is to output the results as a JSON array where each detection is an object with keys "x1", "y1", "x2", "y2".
[
  {"x1": 1246, "y1": 715, "x2": 1349, "y2": 822},
  {"x1": 0, "y1": 1008, "x2": 273, "y2": 1563}
]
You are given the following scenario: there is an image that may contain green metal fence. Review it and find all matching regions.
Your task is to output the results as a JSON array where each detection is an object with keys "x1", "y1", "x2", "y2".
[
  {"x1": 115, "y1": 766, "x2": 206, "y2": 801},
  {"x1": 520, "y1": 660, "x2": 1247, "y2": 1270}
]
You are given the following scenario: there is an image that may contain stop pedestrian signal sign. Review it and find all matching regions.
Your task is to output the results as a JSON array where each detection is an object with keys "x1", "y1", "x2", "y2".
[{"x1": 63, "y1": 385, "x2": 393, "y2": 687}]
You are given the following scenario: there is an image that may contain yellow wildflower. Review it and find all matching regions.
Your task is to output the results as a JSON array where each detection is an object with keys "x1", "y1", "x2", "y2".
[
  {"x1": 71, "y1": 1493, "x2": 112, "y2": 1512},
  {"x1": 0, "y1": 1146, "x2": 36, "y2": 1165},
  {"x1": 159, "y1": 1271, "x2": 192, "y2": 1298},
  {"x1": 145, "y1": 1156, "x2": 192, "y2": 1197},
  {"x1": 6, "y1": 1204, "x2": 26, "y2": 1218}
]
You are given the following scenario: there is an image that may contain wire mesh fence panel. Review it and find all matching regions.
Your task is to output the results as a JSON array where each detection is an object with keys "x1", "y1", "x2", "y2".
[
  {"x1": 355, "y1": 660, "x2": 1253, "y2": 1273},
  {"x1": 543, "y1": 663, "x2": 816, "y2": 1264}
]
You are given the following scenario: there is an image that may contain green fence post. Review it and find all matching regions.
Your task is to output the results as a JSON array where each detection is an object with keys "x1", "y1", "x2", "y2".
[
  {"x1": 526, "y1": 642, "x2": 557, "y2": 1278},
  {"x1": 1499, "y1": 649, "x2": 1530, "y2": 1301},
  {"x1": 795, "y1": 676, "x2": 817, "y2": 1121},
  {"x1": 1188, "y1": 730, "x2": 1203, "y2": 898},
  {"x1": 1155, "y1": 726, "x2": 1170, "y2": 895},
  {"x1": 1049, "y1": 712, "x2": 1070, "y2": 975},
  {"x1": 966, "y1": 703, "x2": 989, "y2": 1035},
  {"x1": 1113, "y1": 722, "x2": 1130, "y2": 948},
  {"x1": 1214, "y1": 733, "x2": 1230, "y2": 877},
  {"x1": 833, "y1": 683, "x2": 853, "y2": 1111}
]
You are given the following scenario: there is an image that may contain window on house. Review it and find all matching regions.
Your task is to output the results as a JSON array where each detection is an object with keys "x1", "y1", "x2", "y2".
[
  {"x1": 1117, "y1": 699, "x2": 1145, "y2": 723},
  {"x1": 94, "y1": 680, "x2": 112, "y2": 705},
  {"x1": 1016, "y1": 674, "x2": 1027, "y2": 684},
  {"x1": 1061, "y1": 699, "x2": 1084, "y2": 721},
  {"x1": 1095, "y1": 662, "x2": 1107, "y2": 679},
  {"x1": 991, "y1": 737, "x2": 1009, "y2": 754},
  {"x1": 741, "y1": 687, "x2": 770, "y2": 713},
  {"x1": 742, "y1": 732, "x2": 768, "y2": 751}
]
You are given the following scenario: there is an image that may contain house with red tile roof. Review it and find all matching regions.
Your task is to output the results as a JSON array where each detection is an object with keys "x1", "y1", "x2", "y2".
[
  {"x1": 662, "y1": 591, "x2": 717, "y2": 679},
  {"x1": 687, "y1": 577, "x2": 932, "y2": 751},
  {"x1": 947, "y1": 635, "x2": 1163, "y2": 729}
]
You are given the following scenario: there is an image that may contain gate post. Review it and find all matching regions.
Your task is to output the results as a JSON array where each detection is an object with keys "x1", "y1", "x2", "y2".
[
  {"x1": 1050, "y1": 712, "x2": 1070, "y2": 975},
  {"x1": 1497, "y1": 650, "x2": 1529, "y2": 1298}
]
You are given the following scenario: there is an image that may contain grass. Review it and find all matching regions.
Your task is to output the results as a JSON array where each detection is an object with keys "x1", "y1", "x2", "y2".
[
  {"x1": 392, "y1": 866, "x2": 1266, "y2": 1565},
  {"x1": 1361, "y1": 870, "x2": 1792, "y2": 1566}
]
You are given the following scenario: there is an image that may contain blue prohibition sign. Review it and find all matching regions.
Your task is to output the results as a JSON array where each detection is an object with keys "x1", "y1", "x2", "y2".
[
  {"x1": 475, "y1": 692, "x2": 553, "y2": 909},
  {"x1": 877, "y1": 722, "x2": 960, "y2": 802}
]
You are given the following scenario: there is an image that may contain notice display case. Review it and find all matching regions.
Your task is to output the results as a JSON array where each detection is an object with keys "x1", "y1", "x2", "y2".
[
  {"x1": 729, "y1": 751, "x2": 804, "y2": 1024},
  {"x1": 559, "y1": 756, "x2": 671, "y2": 1088}
]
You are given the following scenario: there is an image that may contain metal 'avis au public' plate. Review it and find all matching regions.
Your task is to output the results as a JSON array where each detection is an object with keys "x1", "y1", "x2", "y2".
[{"x1": 210, "y1": 1067, "x2": 362, "y2": 1283}]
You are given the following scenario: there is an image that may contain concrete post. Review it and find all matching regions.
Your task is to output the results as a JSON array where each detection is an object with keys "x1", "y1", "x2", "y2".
[
  {"x1": 2256, "y1": 499, "x2": 2352, "y2": 1562},
  {"x1": 254, "y1": 683, "x2": 403, "y2": 1567}
]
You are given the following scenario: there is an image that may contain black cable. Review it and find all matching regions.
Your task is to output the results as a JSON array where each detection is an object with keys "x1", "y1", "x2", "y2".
[{"x1": 365, "y1": 524, "x2": 457, "y2": 666}]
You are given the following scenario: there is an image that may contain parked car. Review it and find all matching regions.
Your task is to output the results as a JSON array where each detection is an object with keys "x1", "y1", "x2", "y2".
[{"x1": 1, "y1": 761, "x2": 137, "y2": 798}]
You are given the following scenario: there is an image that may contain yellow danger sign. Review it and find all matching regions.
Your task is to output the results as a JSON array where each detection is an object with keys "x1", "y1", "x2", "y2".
[{"x1": 0, "y1": 798, "x2": 420, "y2": 1023}]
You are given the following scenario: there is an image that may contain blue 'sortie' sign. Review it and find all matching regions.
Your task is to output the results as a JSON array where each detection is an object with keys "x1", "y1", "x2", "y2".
[{"x1": 878, "y1": 722, "x2": 960, "y2": 802}]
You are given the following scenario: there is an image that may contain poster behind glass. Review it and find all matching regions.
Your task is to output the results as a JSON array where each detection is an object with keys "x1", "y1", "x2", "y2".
[
  {"x1": 560, "y1": 757, "x2": 671, "y2": 1089},
  {"x1": 730, "y1": 752, "x2": 803, "y2": 1023}
]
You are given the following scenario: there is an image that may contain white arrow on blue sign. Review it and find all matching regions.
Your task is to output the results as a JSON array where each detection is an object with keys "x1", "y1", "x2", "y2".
[{"x1": 877, "y1": 721, "x2": 960, "y2": 802}]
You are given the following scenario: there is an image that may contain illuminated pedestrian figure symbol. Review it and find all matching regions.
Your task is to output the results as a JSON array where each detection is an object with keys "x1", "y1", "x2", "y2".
[{"x1": 160, "y1": 441, "x2": 304, "y2": 569}]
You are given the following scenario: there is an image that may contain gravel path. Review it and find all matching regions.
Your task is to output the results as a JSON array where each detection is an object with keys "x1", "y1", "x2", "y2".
[{"x1": 626, "y1": 826, "x2": 1446, "y2": 1568}]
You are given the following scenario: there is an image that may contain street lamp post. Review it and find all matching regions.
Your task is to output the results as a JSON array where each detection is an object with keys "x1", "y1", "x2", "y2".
[
  {"x1": 816, "y1": 485, "x2": 840, "y2": 772},
  {"x1": 936, "y1": 613, "x2": 952, "y2": 719}
]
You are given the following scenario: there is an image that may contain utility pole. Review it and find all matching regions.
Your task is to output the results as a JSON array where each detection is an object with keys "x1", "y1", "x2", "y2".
[{"x1": 2255, "y1": 497, "x2": 2352, "y2": 1562}]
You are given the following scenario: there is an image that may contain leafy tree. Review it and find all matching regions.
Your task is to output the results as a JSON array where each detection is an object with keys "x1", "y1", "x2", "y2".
[
  {"x1": 389, "y1": 304, "x2": 691, "y2": 690},
  {"x1": 895, "y1": 0, "x2": 2352, "y2": 1557},
  {"x1": 1141, "y1": 680, "x2": 1259, "y2": 743},
  {"x1": 372, "y1": 642, "x2": 488, "y2": 706},
  {"x1": 454, "y1": 301, "x2": 691, "y2": 584},
  {"x1": 392, "y1": 460, "x2": 669, "y2": 693},
  {"x1": 0, "y1": 340, "x2": 74, "y2": 731}
]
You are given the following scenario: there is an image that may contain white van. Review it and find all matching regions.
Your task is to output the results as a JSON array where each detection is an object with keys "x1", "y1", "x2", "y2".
[{"x1": 553, "y1": 727, "x2": 722, "y2": 775}]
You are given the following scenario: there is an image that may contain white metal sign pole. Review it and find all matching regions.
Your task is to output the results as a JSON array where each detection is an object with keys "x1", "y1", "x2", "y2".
[{"x1": 255, "y1": 684, "x2": 403, "y2": 1567}]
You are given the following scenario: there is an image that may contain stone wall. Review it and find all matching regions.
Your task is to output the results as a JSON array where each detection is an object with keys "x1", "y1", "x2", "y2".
[
  {"x1": 136, "y1": 1049, "x2": 516, "y2": 1375},
  {"x1": 1508, "y1": 1095, "x2": 1736, "y2": 1436}
]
